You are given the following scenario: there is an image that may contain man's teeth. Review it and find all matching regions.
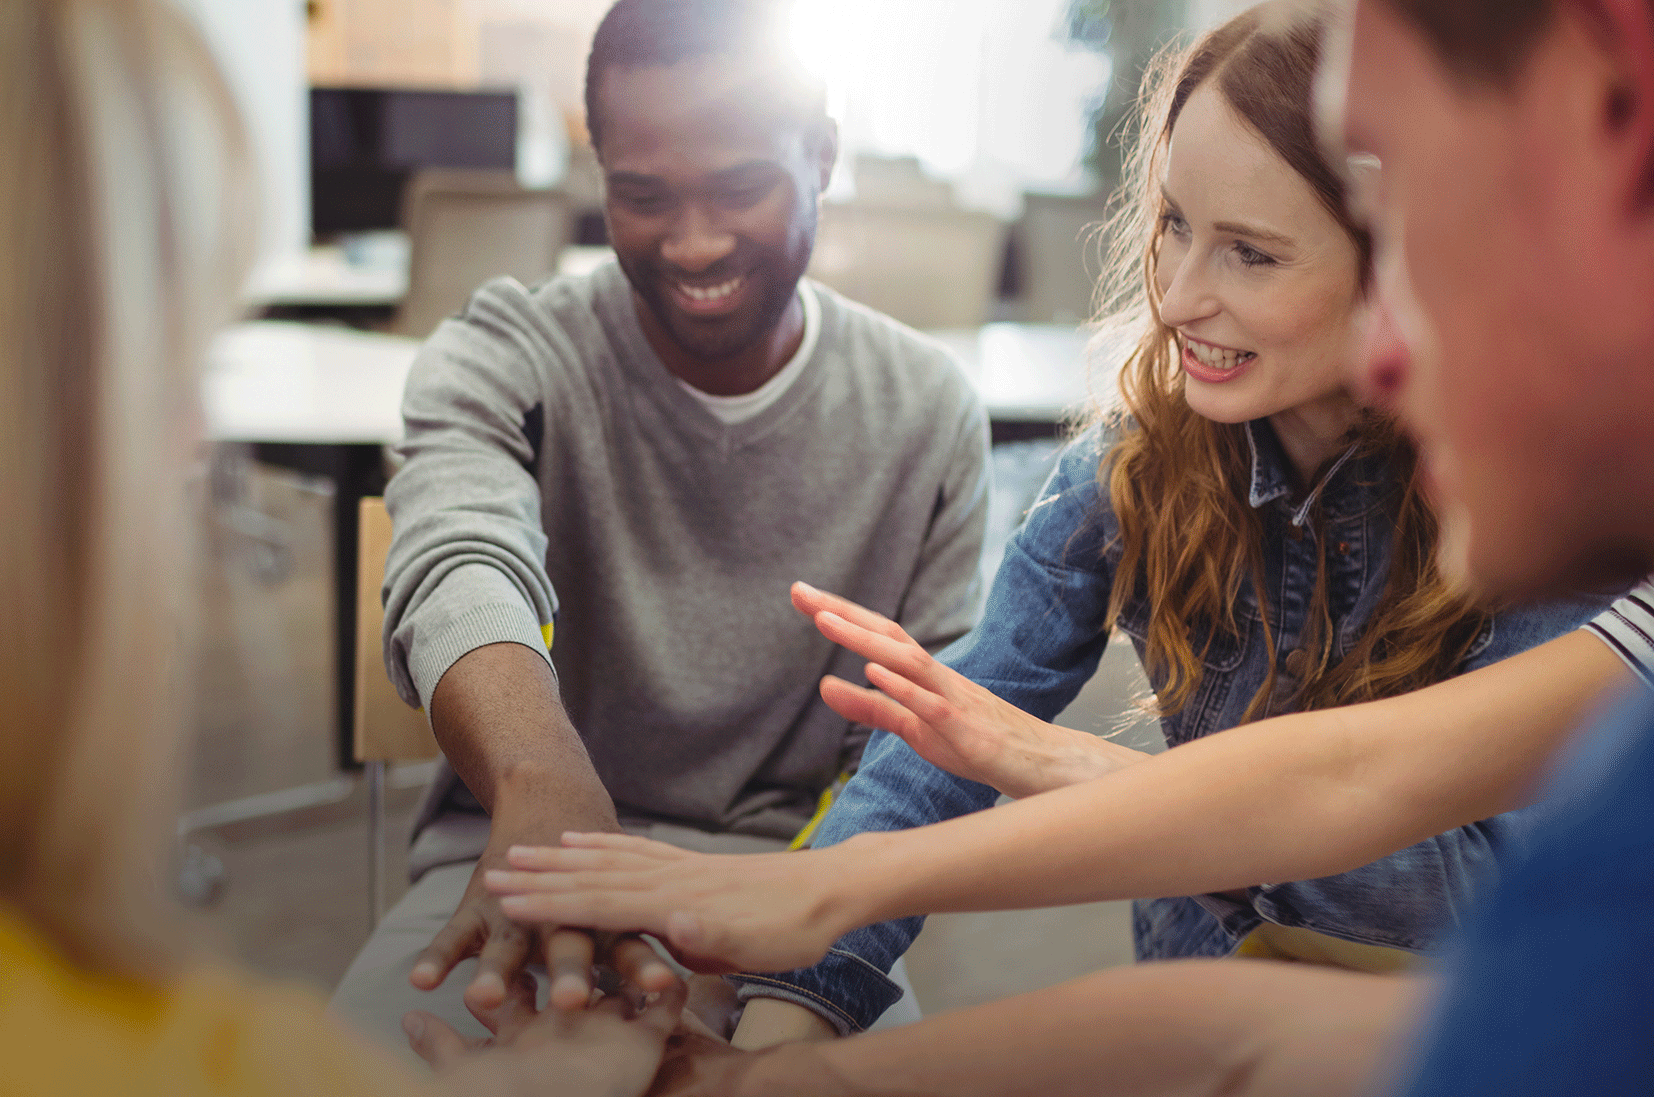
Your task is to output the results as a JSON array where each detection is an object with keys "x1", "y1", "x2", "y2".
[
  {"x1": 679, "y1": 277, "x2": 742, "y2": 303},
  {"x1": 1188, "y1": 341, "x2": 1255, "y2": 370}
]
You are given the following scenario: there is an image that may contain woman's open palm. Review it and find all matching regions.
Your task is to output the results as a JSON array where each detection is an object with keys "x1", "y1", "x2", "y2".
[{"x1": 791, "y1": 582, "x2": 1147, "y2": 798}]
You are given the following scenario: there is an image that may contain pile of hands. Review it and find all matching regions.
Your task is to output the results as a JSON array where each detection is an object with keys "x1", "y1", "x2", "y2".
[{"x1": 403, "y1": 583, "x2": 1145, "y2": 1095}]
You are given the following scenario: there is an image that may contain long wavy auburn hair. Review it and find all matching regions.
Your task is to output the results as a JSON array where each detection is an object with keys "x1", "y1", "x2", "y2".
[{"x1": 1092, "y1": 2, "x2": 1489, "y2": 721}]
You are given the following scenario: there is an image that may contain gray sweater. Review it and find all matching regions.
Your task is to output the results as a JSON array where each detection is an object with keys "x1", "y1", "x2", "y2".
[{"x1": 384, "y1": 262, "x2": 990, "y2": 841}]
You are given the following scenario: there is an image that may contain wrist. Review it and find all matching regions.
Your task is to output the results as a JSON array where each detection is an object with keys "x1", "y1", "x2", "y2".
[
  {"x1": 489, "y1": 763, "x2": 617, "y2": 836},
  {"x1": 735, "y1": 1043, "x2": 854, "y2": 1097},
  {"x1": 732, "y1": 996, "x2": 839, "y2": 1049},
  {"x1": 820, "y1": 831, "x2": 912, "y2": 930}
]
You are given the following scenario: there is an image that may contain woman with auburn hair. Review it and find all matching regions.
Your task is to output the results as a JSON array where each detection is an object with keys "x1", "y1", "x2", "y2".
[
  {"x1": 484, "y1": 0, "x2": 1606, "y2": 1036},
  {"x1": 0, "y1": 0, "x2": 684, "y2": 1092}
]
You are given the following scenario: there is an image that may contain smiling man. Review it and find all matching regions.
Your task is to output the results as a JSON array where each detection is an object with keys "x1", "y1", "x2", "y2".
[{"x1": 327, "y1": 0, "x2": 988, "y2": 1061}]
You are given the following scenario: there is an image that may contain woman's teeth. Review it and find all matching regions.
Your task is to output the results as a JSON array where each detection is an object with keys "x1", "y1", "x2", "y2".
[
  {"x1": 1188, "y1": 341, "x2": 1255, "y2": 370},
  {"x1": 679, "y1": 277, "x2": 742, "y2": 303}
]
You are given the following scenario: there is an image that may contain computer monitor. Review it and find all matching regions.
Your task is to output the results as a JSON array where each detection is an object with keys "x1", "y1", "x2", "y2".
[{"x1": 309, "y1": 87, "x2": 519, "y2": 237}]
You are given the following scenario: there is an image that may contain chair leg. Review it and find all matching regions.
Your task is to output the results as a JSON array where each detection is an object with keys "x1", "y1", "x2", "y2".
[{"x1": 366, "y1": 759, "x2": 386, "y2": 928}]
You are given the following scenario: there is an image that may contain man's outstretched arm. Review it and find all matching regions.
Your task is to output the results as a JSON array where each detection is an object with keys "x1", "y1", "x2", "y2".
[{"x1": 414, "y1": 642, "x2": 674, "y2": 1013}]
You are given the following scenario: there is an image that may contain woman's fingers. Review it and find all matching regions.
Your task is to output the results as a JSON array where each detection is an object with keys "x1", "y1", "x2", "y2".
[
  {"x1": 791, "y1": 582, "x2": 908, "y2": 641},
  {"x1": 505, "y1": 836, "x2": 680, "y2": 871},
  {"x1": 818, "y1": 675, "x2": 922, "y2": 737},
  {"x1": 497, "y1": 889, "x2": 667, "y2": 936},
  {"x1": 863, "y1": 662, "x2": 958, "y2": 728}
]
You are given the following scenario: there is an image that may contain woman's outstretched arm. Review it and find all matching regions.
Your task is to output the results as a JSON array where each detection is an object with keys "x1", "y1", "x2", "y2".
[
  {"x1": 655, "y1": 961, "x2": 1424, "y2": 1097},
  {"x1": 484, "y1": 622, "x2": 1627, "y2": 976}
]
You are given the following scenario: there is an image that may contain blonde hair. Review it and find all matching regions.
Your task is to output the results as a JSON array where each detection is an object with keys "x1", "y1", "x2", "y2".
[
  {"x1": 0, "y1": 0, "x2": 251, "y2": 975},
  {"x1": 1093, "y1": 3, "x2": 1488, "y2": 721}
]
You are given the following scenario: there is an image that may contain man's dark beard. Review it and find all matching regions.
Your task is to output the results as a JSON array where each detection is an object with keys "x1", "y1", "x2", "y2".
[{"x1": 638, "y1": 262, "x2": 801, "y2": 363}]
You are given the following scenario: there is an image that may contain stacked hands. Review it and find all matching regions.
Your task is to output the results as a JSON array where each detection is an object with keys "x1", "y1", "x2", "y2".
[{"x1": 430, "y1": 581, "x2": 1151, "y2": 1093}]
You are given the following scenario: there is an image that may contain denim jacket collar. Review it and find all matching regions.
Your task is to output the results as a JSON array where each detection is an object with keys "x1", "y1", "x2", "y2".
[{"x1": 1244, "y1": 419, "x2": 1363, "y2": 529}]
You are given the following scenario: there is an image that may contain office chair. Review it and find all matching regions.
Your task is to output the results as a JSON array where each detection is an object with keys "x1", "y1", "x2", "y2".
[
  {"x1": 391, "y1": 169, "x2": 573, "y2": 340},
  {"x1": 808, "y1": 202, "x2": 1006, "y2": 330}
]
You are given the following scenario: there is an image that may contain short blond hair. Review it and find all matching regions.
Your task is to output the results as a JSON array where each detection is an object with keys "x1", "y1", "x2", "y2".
[{"x1": 0, "y1": 0, "x2": 251, "y2": 975}]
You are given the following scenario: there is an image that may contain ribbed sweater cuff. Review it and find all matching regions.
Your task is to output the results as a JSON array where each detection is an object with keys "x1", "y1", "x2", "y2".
[{"x1": 409, "y1": 600, "x2": 554, "y2": 712}]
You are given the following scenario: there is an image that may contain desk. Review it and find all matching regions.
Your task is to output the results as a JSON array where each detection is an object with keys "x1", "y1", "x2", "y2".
[
  {"x1": 241, "y1": 242, "x2": 616, "y2": 312},
  {"x1": 243, "y1": 245, "x2": 410, "y2": 310},
  {"x1": 205, "y1": 322, "x2": 419, "y2": 767},
  {"x1": 927, "y1": 322, "x2": 1120, "y2": 438}
]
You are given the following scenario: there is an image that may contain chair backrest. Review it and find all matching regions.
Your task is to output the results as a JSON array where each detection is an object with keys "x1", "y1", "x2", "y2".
[
  {"x1": 392, "y1": 168, "x2": 574, "y2": 339},
  {"x1": 1016, "y1": 191, "x2": 1112, "y2": 324},
  {"x1": 354, "y1": 497, "x2": 439, "y2": 764},
  {"x1": 808, "y1": 202, "x2": 1005, "y2": 330}
]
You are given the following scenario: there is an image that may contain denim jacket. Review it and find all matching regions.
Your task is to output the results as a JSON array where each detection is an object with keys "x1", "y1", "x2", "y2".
[{"x1": 728, "y1": 422, "x2": 1609, "y2": 1034}]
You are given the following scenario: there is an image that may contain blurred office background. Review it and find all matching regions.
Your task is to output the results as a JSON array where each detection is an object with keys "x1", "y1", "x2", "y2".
[{"x1": 180, "y1": 0, "x2": 1255, "y2": 1020}]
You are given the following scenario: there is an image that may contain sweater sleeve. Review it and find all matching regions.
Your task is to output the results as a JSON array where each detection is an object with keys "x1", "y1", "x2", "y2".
[
  {"x1": 730, "y1": 432, "x2": 1119, "y2": 1033},
  {"x1": 382, "y1": 279, "x2": 560, "y2": 713}
]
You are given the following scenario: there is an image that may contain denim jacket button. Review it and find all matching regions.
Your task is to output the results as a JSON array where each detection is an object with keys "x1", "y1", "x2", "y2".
[{"x1": 1283, "y1": 648, "x2": 1310, "y2": 677}]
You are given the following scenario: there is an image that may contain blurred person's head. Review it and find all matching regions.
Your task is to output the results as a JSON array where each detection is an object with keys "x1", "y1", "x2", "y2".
[
  {"x1": 1326, "y1": 0, "x2": 1654, "y2": 598},
  {"x1": 1098, "y1": 0, "x2": 1486, "y2": 721},
  {"x1": 584, "y1": 0, "x2": 836, "y2": 376},
  {"x1": 0, "y1": 0, "x2": 251, "y2": 972}
]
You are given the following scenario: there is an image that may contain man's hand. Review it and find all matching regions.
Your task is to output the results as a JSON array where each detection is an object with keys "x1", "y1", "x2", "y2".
[
  {"x1": 792, "y1": 582, "x2": 1149, "y2": 798},
  {"x1": 409, "y1": 821, "x2": 680, "y2": 1017},
  {"x1": 482, "y1": 835, "x2": 854, "y2": 975},
  {"x1": 407, "y1": 972, "x2": 686, "y2": 1097},
  {"x1": 416, "y1": 644, "x2": 679, "y2": 1016}
]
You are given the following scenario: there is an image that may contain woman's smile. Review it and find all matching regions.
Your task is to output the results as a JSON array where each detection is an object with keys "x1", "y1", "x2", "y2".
[{"x1": 1181, "y1": 335, "x2": 1258, "y2": 383}]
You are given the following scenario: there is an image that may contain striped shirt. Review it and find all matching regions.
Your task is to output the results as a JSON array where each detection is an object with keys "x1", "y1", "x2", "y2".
[{"x1": 1584, "y1": 578, "x2": 1654, "y2": 688}]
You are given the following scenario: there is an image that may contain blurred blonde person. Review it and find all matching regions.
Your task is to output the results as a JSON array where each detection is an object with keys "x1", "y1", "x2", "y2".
[{"x1": 0, "y1": 1, "x2": 678, "y2": 1092}]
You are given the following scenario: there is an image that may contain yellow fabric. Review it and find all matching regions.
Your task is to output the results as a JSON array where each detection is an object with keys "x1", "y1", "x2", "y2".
[
  {"x1": 0, "y1": 906, "x2": 428, "y2": 1097},
  {"x1": 788, "y1": 772, "x2": 850, "y2": 851},
  {"x1": 1235, "y1": 920, "x2": 1415, "y2": 975},
  {"x1": 542, "y1": 620, "x2": 555, "y2": 649}
]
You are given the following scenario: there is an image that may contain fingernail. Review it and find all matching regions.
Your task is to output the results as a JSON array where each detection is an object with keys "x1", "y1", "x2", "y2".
[
  {"x1": 795, "y1": 581, "x2": 818, "y2": 595},
  {"x1": 410, "y1": 962, "x2": 436, "y2": 983},
  {"x1": 500, "y1": 895, "x2": 526, "y2": 913},
  {"x1": 401, "y1": 1014, "x2": 424, "y2": 1040},
  {"x1": 484, "y1": 869, "x2": 508, "y2": 886}
]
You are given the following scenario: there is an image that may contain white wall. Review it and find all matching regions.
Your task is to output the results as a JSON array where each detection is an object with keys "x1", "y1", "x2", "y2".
[{"x1": 175, "y1": 0, "x2": 309, "y2": 270}]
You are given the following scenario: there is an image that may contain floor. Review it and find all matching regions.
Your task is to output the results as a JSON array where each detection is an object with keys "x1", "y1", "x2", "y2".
[{"x1": 181, "y1": 441, "x2": 1161, "y2": 1032}]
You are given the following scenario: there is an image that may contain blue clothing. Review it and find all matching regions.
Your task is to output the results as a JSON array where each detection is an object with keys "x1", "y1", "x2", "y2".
[
  {"x1": 1396, "y1": 686, "x2": 1654, "y2": 1097},
  {"x1": 730, "y1": 423, "x2": 1607, "y2": 1033}
]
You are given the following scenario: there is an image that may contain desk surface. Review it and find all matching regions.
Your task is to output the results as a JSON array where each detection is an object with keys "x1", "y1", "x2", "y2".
[
  {"x1": 203, "y1": 317, "x2": 1098, "y2": 448},
  {"x1": 243, "y1": 246, "x2": 410, "y2": 309},
  {"x1": 928, "y1": 322, "x2": 1114, "y2": 422},
  {"x1": 204, "y1": 322, "x2": 419, "y2": 445},
  {"x1": 243, "y1": 243, "x2": 618, "y2": 311}
]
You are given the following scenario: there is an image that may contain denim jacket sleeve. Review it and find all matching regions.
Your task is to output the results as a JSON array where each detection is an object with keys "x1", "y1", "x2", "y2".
[
  {"x1": 1237, "y1": 590, "x2": 1616, "y2": 954},
  {"x1": 728, "y1": 431, "x2": 1120, "y2": 1033}
]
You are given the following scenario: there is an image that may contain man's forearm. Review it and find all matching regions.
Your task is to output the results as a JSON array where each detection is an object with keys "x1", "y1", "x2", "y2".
[
  {"x1": 740, "y1": 962, "x2": 1420, "y2": 1097},
  {"x1": 429, "y1": 641, "x2": 617, "y2": 830}
]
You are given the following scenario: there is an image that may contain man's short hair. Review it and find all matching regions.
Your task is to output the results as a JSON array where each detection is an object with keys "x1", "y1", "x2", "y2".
[
  {"x1": 1381, "y1": 0, "x2": 1553, "y2": 84},
  {"x1": 583, "y1": 0, "x2": 829, "y2": 154}
]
